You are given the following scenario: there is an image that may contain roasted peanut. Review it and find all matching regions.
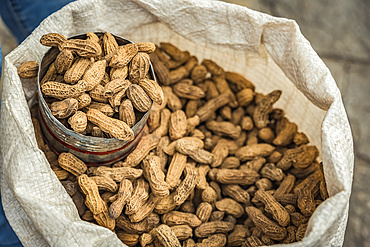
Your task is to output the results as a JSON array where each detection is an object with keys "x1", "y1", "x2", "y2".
[
  {"x1": 83, "y1": 60, "x2": 107, "y2": 91},
  {"x1": 18, "y1": 61, "x2": 39, "y2": 78},
  {"x1": 154, "y1": 193, "x2": 177, "y2": 214},
  {"x1": 142, "y1": 155, "x2": 169, "y2": 197},
  {"x1": 64, "y1": 57, "x2": 91, "y2": 84},
  {"x1": 211, "y1": 142, "x2": 229, "y2": 168},
  {"x1": 215, "y1": 198, "x2": 245, "y2": 218},
  {"x1": 94, "y1": 166, "x2": 143, "y2": 182},
  {"x1": 61, "y1": 38, "x2": 102, "y2": 57},
  {"x1": 109, "y1": 88, "x2": 127, "y2": 112},
  {"x1": 277, "y1": 145, "x2": 318, "y2": 170},
  {"x1": 260, "y1": 163, "x2": 284, "y2": 182},
  {"x1": 75, "y1": 93, "x2": 91, "y2": 109},
  {"x1": 87, "y1": 102, "x2": 114, "y2": 116},
  {"x1": 139, "y1": 78, "x2": 164, "y2": 106},
  {"x1": 195, "y1": 221, "x2": 234, "y2": 238},
  {"x1": 245, "y1": 207, "x2": 286, "y2": 240},
  {"x1": 117, "y1": 232, "x2": 139, "y2": 246},
  {"x1": 156, "y1": 136, "x2": 170, "y2": 171},
  {"x1": 197, "y1": 234, "x2": 227, "y2": 247},
  {"x1": 295, "y1": 223, "x2": 308, "y2": 242},
  {"x1": 210, "y1": 211, "x2": 225, "y2": 222},
  {"x1": 116, "y1": 213, "x2": 160, "y2": 234},
  {"x1": 181, "y1": 201, "x2": 196, "y2": 214},
  {"x1": 162, "y1": 86, "x2": 182, "y2": 112},
  {"x1": 282, "y1": 225, "x2": 297, "y2": 244},
  {"x1": 78, "y1": 174, "x2": 105, "y2": 215},
  {"x1": 201, "y1": 59, "x2": 224, "y2": 76},
  {"x1": 86, "y1": 32, "x2": 99, "y2": 43},
  {"x1": 110, "y1": 66, "x2": 128, "y2": 80},
  {"x1": 171, "y1": 225, "x2": 193, "y2": 241},
  {"x1": 90, "y1": 176, "x2": 117, "y2": 192},
  {"x1": 41, "y1": 80, "x2": 87, "y2": 99},
  {"x1": 149, "y1": 51, "x2": 171, "y2": 85},
  {"x1": 206, "y1": 121, "x2": 241, "y2": 140},
  {"x1": 58, "y1": 153, "x2": 87, "y2": 176},
  {"x1": 173, "y1": 83, "x2": 205, "y2": 100},
  {"x1": 103, "y1": 32, "x2": 118, "y2": 56},
  {"x1": 136, "y1": 42, "x2": 156, "y2": 53},
  {"x1": 274, "y1": 174, "x2": 295, "y2": 198},
  {"x1": 117, "y1": 99, "x2": 135, "y2": 127},
  {"x1": 240, "y1": 157, "x2": 266, "y2": 172},
  {"x1": 104, "y1": 78, "x2": 130, "y2": 97},
  {"x1": 55, "y1": 50, "x2": 74, "y2": 73},
  {"x1": 41, "y1": 62, "x2": 57, "y2": 85},
  {"x1": 253, "y1": 90, "x2": 281, "y2": 129},
  {"x1": 196, "y1": 202, "x2": 213, "y2": 223},
  {"x1": 140, "y1": 231, "x2": 155, "y2": 246},
  {"x1": 148, "y1": 108, "x2": 161, "y2": 133},
  {"x1": 155, "y1": 224, "x2": 181, "y2": 247},
  {"x1": 115, "y1": 134, "x2": 160, "y2": 167},
  {"x1": 129, "y1": 52, "x2": 150, "y2": 83},
  {"x1": 169, "y1": 110, "x2": 187, "y2": 140},
  {"x1": 40, "y1": 33, "x2": 66, "y2": 49},
  {"x1": 127, "y1": 84, "x2": 152, "y2": 112},
  {"x1": 296, "y1": 171, "x2": 323, "y2": 216},
  {"x1": 86, "y1": 109, "x2": 134, "y2": 141},
  {"x1": 190, "y1": 64, "x2": 207, "y2": 84},
  {"x1": 254, "y1": 190, "x2": 290, "y2": 227},
  {"x1": 109, "y1": 179, "x2": 133, "y2": 219},
  {"x1": 152, "y1": 108, "x2": 171, "y2": 137},
  {"x1": 225, "y1": 71, "x2": 255, "y2": 91},
  {"x1": 125, "y1": 178, "x2": 150, "y2": 215},
  {"x1": 53, "y1": 167, "x2": 70, "y2": 180},
  {"x1": 93, "y1": 203, "x2": 116, "y2": 230},
  {"x1": 273, "y1": 118, "x2": 298, "y2": 146},
  {"x1": 220, "y1": 156, "x2": 240, "y2": 169},
  {"x1": 242, "y1": 236, "x2": 263, "y2": 247},
  {"x1": 173, "y1": 165, "x2": 197, "y2": 205},
  {"x1": 68, "y1": 111, "x2": 87, "y2": 133},
  {"x1": 228, "y1": 225, "x2": 250, "y2": 246},
  {"x1": 222, "y1": 184, "x2": 250, "y2": 204},
  {"x1": 209, "y1": 168, "x2": 259, "y2": 185},
  {"x1": 163, "y1": 211, "x2": 202, "y2": 228},
  {"x1": 236, "y1": 144, "x2": 275, "y2": 161},
  {"x1": 176, "y1": 138, "x2": 213, "y2": 164},
  {"x1": 129, "y1": 193, "x2": 160, "y2": 223},
  {"x1": 196, "y1": 92, "x2": 231, "y2": 122},
  {"x1": 237, "y1": 88, "x2": 254, "y2": 106},
  {"x1": 294, "y1": 132, "x2": 309, "y2": 146},
  {"x1": 202, "y1": 186, "x2": 218, "y2": 204},
  {"x1": 110, "y1": 43, "x2": 138, "y2": 68}
]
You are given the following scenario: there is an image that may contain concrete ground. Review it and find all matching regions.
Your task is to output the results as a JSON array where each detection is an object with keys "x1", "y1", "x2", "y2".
[{"x1": 0, "y1": 0, "x2": 369, "y2": 246}]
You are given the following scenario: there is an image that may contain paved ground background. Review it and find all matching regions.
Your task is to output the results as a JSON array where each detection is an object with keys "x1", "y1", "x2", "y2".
[{"x1": 0, "y1": 0, "x2": 369, "y2": 246}]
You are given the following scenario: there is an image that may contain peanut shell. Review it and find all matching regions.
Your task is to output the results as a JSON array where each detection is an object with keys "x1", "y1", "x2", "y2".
[
  {"x1": 127, "y1": 84, "x2": 152, "y2": 112},
  {"x1": 86, "y1": 109, "x2": 134, "y2": 141},
  {"x1": 18, "y1": 61, "x2": 39, "y2": 78},
  {"x1": 68, "y1": 111, "x2": 87, "y2": 133}
]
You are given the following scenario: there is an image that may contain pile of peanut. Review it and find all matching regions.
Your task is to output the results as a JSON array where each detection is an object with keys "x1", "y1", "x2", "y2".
[
  {"x1": 26, "y1": 39, "x2": 328, "y2": 246},
  {"x1": 19, "y1": 32, "x2": 163, "y2": 141}
]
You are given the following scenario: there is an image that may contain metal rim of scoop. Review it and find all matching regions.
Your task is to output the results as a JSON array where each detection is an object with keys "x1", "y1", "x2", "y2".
[{"x1": 37, "y1": 32, "x2": 154, "y2": 143}]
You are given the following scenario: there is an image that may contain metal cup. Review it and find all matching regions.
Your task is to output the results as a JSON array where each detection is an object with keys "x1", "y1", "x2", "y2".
[{"x1": 38, "y1": 32, "x2": 154, "y2": 166}]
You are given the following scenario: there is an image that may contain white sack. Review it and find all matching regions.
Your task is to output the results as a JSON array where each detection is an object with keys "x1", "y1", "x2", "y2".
[{"x1": 0, "y1": 0, "x2": 354, "y2": 246}]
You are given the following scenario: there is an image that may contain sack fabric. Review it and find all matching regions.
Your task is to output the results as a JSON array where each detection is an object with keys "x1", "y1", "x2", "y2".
[{"x1": 0, "y1": 0, "x2": 354, "y2": 246}]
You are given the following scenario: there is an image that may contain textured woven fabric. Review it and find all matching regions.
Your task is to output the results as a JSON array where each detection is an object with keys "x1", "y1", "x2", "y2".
[
  {"x1": 0, "y1": 0, "x2": 74, "y2": 42},
  {"x1": 0, "y1": 0, "x2": 353, "y2": 246}
]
